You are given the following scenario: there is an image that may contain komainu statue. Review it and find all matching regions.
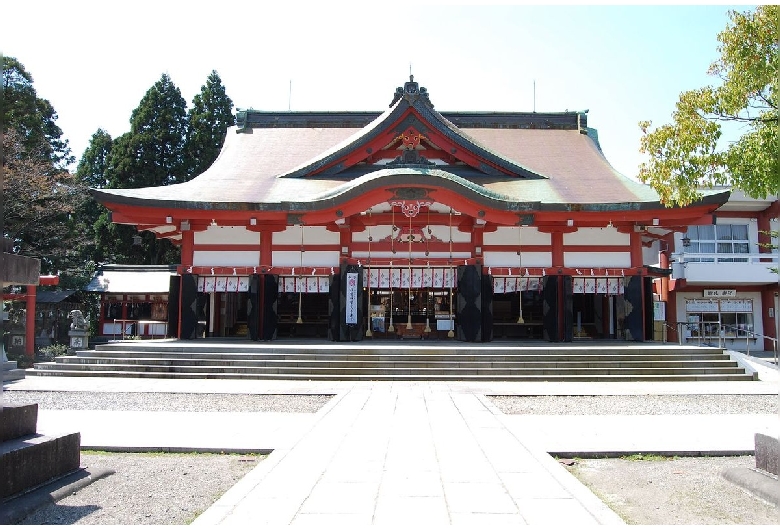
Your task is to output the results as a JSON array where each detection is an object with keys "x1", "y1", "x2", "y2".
[{"x1": 68, "y1": 309, "x2": 88, "y2": 331}]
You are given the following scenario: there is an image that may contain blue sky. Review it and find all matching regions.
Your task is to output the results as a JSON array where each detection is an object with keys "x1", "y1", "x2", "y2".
[{"x1": 2, "y1": 2, "x2": 752, "y2": 180}]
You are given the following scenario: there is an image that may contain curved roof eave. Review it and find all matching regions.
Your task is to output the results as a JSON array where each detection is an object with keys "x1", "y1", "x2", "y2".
[{"x1": 92, "y1": 168, "x2": 544, "y2": 213}]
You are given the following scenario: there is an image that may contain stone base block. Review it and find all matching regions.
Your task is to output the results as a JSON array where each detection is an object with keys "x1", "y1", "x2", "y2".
[
  {"x1": 0, "y1": 404, "x2": 38, "y2": 443},
  {"x1": 755, "y1": 433, "x2": 780, "y2": 477},
  {"x1": 2, "y1": 361, "x2": 26, "y2": 382},
  {"x1": 0, "y1": 432, "x2": 81, "y2": 500}
]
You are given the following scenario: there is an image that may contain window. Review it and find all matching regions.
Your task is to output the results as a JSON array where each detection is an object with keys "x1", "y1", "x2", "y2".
[
  {"x1": 685, "y1": 299, "x2": 754, "y2": 341},
  {"x1": 683, "y1": 224, "x2": 749, "y2": 262}
]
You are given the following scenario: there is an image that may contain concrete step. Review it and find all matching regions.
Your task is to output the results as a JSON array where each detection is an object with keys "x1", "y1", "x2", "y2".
[
  {"x1": 32, "y1": 361, "x2": 748, "y2": 376},
  {"x1": 49, "y1": 356, "x2": 741, "y2": 370},
  {"x1": 74, "y1": 350, "x2": 731, "y2": 362},
  {"x1": 27, "y1": 367, "x2": 756, "y2": 382},
  {"x1": 29, "y1": 341, "x2": 755, "y2": 382}
]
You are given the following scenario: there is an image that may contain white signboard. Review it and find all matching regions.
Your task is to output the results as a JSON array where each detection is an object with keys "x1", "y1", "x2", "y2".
[
  {"x1": 346, "y1": 272, "x2": 358, "y2": 324},
  {"x1": 686, "y1": 299, "x2": 720, "y2": 312},
  {"x1": 653, "y1": 301, "x2": 666, "y2": 321},
  {"x1": 704, "y1": 289, "x2": 737, "y2": 298},
  {"x1": 719, "y1": 299, "x2": 753, "y2": 312}
]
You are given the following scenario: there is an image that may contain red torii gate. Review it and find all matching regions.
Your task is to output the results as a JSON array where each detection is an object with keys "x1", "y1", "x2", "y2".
[{"x1": 5, "y1": 275, "x2": 60, "y2": 358}]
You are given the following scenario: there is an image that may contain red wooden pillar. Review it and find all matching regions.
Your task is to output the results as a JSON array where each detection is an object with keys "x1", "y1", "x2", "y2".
[
  {"x1": 551, "y1": 231, "x2": 564, "y2": 268},
  {"x1": 760, "y1": 288, "x2": 777, "y2": 352},
  {"x1": 181, "y1": 229, "x2": 194, "y2": 267},
  {"x1": 629, "y1": 231, "x2": 643, "y2": 268},
  {"x1": 260, "y1": 230, "x2": 273, "y2": 266}
]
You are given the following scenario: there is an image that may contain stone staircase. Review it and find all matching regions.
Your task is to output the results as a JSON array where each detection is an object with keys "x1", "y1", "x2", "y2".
[{"x1": 30, "y1": 340, "x2": 757, "y2": 382}]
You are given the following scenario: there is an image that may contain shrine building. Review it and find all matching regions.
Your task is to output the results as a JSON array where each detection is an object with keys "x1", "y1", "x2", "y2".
[{"x1": 92, "y1": 77, "x2": 729, "y2": 343}]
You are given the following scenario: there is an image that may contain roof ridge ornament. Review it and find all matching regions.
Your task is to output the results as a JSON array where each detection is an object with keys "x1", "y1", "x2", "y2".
[{"x1": 390, "y1": 75, "x2": 432, "y2": 108}]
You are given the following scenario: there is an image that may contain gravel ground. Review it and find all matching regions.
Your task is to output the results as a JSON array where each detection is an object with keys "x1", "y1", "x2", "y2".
[
  {"x1": 3, "y1": 391, "x2": 333, "y2": 413},
  {"x1": 489, "y1": 394, "x2": 779, "y2": 415},
  {"x1": 17, "y1": 452, "x2": 263, "y2": 525},
  {"x1": 566, "y1": 455, "x2": 780, "y2": 525}
]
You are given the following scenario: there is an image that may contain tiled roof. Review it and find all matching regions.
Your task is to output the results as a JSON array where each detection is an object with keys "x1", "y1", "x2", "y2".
[{"x1": 91, "y1": 81, "x2": 727, "y2": 213}]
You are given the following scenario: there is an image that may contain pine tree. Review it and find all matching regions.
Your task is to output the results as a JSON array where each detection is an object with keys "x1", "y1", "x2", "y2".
[{"x1": 185, "y1": 70, "x2": 234, "y2": 178}]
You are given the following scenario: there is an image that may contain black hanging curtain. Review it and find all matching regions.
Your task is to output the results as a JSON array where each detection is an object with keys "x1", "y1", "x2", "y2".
[
  {"x1": 167, "y1": 275, "x2": 180, "y2": 338},
  {"x1": 179, "y1": 274, "x2": 198, "y2": 340},
  {"x1": 248, "y1": 274, "x2": 260, "y2": 341},
  {"x1": 481, "y1": 272, "x2": 493, "y2": 342},
  {"x1": 623, "y1": 275, "x2": 644, "y2": 342},
  {"x1": 542, "y1": 275, "x2": 559, "y2": 342},
  {"x1": 456, "y1": 265, "x2": 482, "y2": 342},
  {"x1": 260, "y1": 274, "x2": 278, "y2": 341},
  {"x1": 643, "y1": 276, "x2": 654, "y2": 341},
  {"x1": 562, "y1": 275, "x2": 573, "y2": 342}
]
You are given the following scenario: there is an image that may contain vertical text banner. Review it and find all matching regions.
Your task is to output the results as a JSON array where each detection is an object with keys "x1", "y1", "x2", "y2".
[{"x1": 346, "y1": 272, "x2": 358, "y2": 324}]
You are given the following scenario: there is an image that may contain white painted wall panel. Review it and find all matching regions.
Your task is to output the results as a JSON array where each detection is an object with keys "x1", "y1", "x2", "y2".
[
  {"x1": 485, "y1": 252, "x2": 551, "y2": 267},
  {"x1": 193, "y1": 251, "x2": 260, "y2": 266},
  {"x1": 272, "y1": 251, "x2": 340, "y2": 267},
  {"x1": 564, "y1": 228, "x2": 629, "y2": 245},
  {"x1": 195, "y1": 226, "x2": 260, "y2": 245},
  {"x1": 273, "y1": 226, "x2": 339, "y2": 245},
  {"x1": 483, "y1": 227, "x2": 550, "y2": 245},
  {"x1": 564, "y1": 252, "x2": 631, "y2": 268}
]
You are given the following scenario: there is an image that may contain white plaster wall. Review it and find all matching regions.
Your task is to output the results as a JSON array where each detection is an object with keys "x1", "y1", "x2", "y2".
[
  {"x1": 563, "y1": 227, "x2": 629, "y2": 245},
  {"x1": 564, "y1": 252, "x2": 631, "y2": 268},
  {"x1": 352, "y1": 251, "x2": 472, "y2": 261},
  {"x1": 352, "y1": 225, "x2": 471, "y2": 243},
  {"x1": 429, "y1": 225, "x2": 471, "y2": 243},
  {"x1": 485, "y1": 252, "x2": 551, "y2": 267},
  {"x1": 273, "y1": 226, "x2": 339, "y2": 245},
  {"x1": 272, "y1": 251, "x2": 340, "y2": 267},
  {"x1": 193, "y1": 251, "x2": 260, "y2": 266},
  {"x1": 353, "y1": 225, "x2": 394, "y2": 242},
  {"x1": 195, "y1": 226, "x2": 260, "y2": 245},
  {"x1": 483, "y1": 227, "x2": 550, "y2": 245}
]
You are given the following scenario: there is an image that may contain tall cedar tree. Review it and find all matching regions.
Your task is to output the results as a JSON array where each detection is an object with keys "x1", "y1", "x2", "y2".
[
  {"x1": 638, "y1": 6, "x2": 779, "y2": 206},
  {"x1": 74, "y1": 129, "x2": 113, "y2": 266},
  {"x1": 186, "y1": 70, "x2": 234, "y2": 178},
  {"x1": 2, "y1": 56, "x2": 73, "y2": 168},
  {"x1": 101, "y1": 74, "x2": 188, "y2": 264}
]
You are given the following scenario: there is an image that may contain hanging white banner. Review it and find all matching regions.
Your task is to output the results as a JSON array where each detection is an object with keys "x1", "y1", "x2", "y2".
[{"x1": 346, "y1": 272, "x2": 358, "y2": 324}]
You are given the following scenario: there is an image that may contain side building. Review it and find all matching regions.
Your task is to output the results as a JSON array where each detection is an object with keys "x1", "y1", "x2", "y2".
[
  {"x1": 659, "y1": 190, "x2": 779, "y2": 352},
  {"x1": 91, "y1": 77, "x2": 729, "y2": 343}
]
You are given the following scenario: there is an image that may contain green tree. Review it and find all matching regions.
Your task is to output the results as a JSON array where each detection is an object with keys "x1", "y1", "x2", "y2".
[
  {"x1": 638, "y1": 6, "x2": 779, "y2": 206},
  {"x1": 2, "y1": 128, "x2": 88, "y2": 284},
  {"x1": 2, "y1": 57, "x2": 86, "y2": 286},
  {"x1": 2, "y1": 56, "x2": 73, "y2": 167},
  {"x1": 98, "y1": 73, "x2": 187, "y2": 264},
  {"x1": 74, "y1": 129, "x2": 113, "y2": 265},
  {"x1": 76, "y1": 128, "x2": 113, "y2": 189},
  {"x1": 186, "y1": 70, "x2": 234, "y2": 178},
  {"x1": 105, "y1": 73, "x2": 188, "y2": 189}
]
